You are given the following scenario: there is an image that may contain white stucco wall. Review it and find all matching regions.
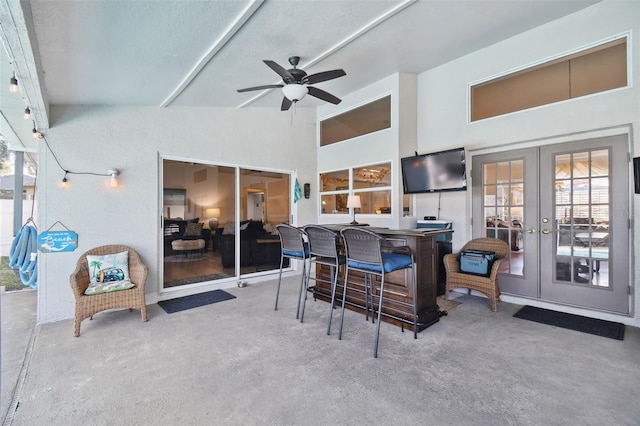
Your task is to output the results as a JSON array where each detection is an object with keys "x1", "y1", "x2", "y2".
[
  {"x1": 417, "y1": 0, "x2": 640, "y2": 325},
  {"x1": 316, "y1": 73, "x2": 417, "y2": 229},
  {"x1": 37, "y1": 105, "x2": 316, "y2": 323},
  {"x1": 34, "y1": 1, "x2": 640, "y2": 327}
]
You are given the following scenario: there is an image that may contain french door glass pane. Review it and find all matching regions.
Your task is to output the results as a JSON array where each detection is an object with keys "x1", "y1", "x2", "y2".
[
  {"x1": 483, "y1": 159, "x2": 524, "y2": 276},
  {"x1": 484, "y1": 164, "x2": 497, "y2": 184},
  {"x1": 553, "y1": 149, "x2": 610, "y2": 288},
  {"x1": 555, "y1": 154, "x2": 571, "y2": 178}
]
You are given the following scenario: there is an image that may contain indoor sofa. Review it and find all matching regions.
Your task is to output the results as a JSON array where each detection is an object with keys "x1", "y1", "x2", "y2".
[{"x1": 218, "y1": 220, "x2": 280, "y2": 268}]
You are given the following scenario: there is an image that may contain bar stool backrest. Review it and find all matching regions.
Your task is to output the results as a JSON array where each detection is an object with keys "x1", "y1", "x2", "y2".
[
  {"x1": 340, "y1": 227, "x2": 383, "y2": 267},
  {"x1": 276, "y1": 223, "x2": 307, "y2": 258},
  {"x1": 304, "y1": 225, "x2": 339, "y2": 259}
]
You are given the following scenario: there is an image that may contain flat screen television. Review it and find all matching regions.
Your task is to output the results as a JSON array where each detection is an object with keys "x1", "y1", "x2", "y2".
[{"x1": 401, "y1": 147, "x2": 467, "y2": 194}]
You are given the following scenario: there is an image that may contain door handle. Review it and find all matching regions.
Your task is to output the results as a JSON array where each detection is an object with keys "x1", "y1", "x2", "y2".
[
  {"x1": 541, "y1": 229, "x2": 550, "y2": 235},
  {"x1": 526, "y1": 228, "x2": 536, "y2": 234}
]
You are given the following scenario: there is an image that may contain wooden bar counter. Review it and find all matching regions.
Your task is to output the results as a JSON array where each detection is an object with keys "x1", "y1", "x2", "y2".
[{"x1": 313, "y1": 226, "x2": 452, "y2": 332}]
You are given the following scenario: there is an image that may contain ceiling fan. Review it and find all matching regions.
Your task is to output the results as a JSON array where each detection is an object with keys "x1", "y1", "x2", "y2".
[{"x1": 237, "y1": 56, "x2": 346, "y2": 111}]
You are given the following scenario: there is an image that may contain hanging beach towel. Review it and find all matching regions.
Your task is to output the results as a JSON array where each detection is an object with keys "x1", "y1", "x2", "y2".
[
  {"x1": 294, "y1": 179, "x2": 302, "y2": 203},
  {"x1": 9, "y1": 220, "x2": 38, "y2": 288}
]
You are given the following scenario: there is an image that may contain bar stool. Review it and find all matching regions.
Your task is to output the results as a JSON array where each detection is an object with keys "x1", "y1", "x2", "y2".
[
  {"x1": 339, "y1": 226, "x2": 417, "y2": 358},
  {"x1": 275, "y1": 223, "x2": 309, "y2": 319},
  {"x1": 302, "y1": 225, "x2": 346, "y2": 332}
]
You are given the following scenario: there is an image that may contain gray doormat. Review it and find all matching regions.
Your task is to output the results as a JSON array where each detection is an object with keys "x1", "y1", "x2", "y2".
[{"x1": 158, "y1": 289, "x2": 236, "y2": 314}]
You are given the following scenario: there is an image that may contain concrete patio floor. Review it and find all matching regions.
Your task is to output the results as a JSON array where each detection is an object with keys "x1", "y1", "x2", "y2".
[{"x1": 2, "y1": 279, "x2": 640, "y2": 425}]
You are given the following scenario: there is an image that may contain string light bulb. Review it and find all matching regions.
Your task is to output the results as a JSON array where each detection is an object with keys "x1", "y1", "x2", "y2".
[
  {"x1": 62, "y1": 173, "x2": 68, "y2": 188},
  {"x1": 31, "y1": 121, "x2": 43, "y2": 139},
  {"x1": 23, "y1": 107, "x2": 31, "y2": 120},
  {"x1": 9, "y1": 72, "x2": 18, "y2": 93},
  {"x1": 32, "y1": 127, "x2": 43, "y2": 139},
  {"x1": 109, "y1": 169, "x2": 120, "y2": 187}
]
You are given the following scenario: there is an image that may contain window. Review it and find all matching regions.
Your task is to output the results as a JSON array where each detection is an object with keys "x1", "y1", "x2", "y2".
[
  {"x1": 471, "y1": 37, "x2": 628, "y2": 121},
  {"x1": 319, "y1": 162, "x2": 392, "y2": 215},
  {"x1": 320, "y1": 96, "x2": 391, "y2": 146}
]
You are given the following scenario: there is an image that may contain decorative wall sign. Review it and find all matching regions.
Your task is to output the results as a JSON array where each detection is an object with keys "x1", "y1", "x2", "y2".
[{"x1": 38, "y1": 229, "x2": 78, "y2": 253}]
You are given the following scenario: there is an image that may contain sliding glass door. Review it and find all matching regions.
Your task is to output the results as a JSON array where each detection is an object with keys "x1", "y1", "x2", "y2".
[
  {"x1": 162, "y1": 160, "x2": 236, "y2": 288},
  {"x1": 236, "y1": 168, "x2": 290, "y2": 274},
  {"x1": 162, "y1": 159, "x2": 291, "y2": 288}
]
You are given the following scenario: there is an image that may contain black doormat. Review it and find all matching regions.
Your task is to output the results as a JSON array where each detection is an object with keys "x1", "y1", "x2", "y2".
[
  {"x1": 158, "y1": 289, "x2": 236, "y2": 314},
  {"x1": 513, "y1": 305, "x2": 625, "y2": 340}
]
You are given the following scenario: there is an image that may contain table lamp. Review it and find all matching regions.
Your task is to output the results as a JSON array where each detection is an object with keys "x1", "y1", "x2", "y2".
[
  {"x1": 206, "y1": 208, "x2": 221, "y2": 230},
  {"x1": 347, "y1": 195, "x2": 361, "y2": 225}
]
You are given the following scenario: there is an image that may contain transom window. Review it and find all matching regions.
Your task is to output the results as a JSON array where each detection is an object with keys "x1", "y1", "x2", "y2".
[{"x1": 471, "y1": 37, "x2": 628, "y2": 121}]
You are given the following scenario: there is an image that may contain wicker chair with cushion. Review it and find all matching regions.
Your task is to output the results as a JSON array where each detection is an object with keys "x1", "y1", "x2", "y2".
[
  {"x1": 443, "y1": 237, "x2": 509, "y2": 312},
  {"x1": 70, "y1": 245, "x2": 148, "y2": 336}
]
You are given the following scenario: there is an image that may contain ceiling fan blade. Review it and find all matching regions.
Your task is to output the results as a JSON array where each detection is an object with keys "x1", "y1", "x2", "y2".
[
  {"x1": 237, "y1": 84, "x2": 283, "y2": 93},
  {"x1": 264, "y1": 60, "x2": 295, "y2": 83},
  {"x1": 304, "y1": 69, "x2": 346, "y2": 85},
  {"x1": 281, "y1": 96, "x2": 293, "y2": 111},
  {"x1": 308, "y1": 86, "x2": 341, "y2": 105}
]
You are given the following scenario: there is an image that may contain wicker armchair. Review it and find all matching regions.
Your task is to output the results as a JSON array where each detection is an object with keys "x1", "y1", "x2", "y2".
[
  {"x1": 443, "y1": 238, "x2": 509, "y2": 312},
  {"x1": 70, "y1": 245, "x2": 148, "y2": 336}
]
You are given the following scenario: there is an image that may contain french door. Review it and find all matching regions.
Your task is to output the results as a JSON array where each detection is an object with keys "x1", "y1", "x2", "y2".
[
  {"x1": 472, "y1": 148, "x2": 539, "y2": 298},
  {"x1": 472, "y1": 135, "x2": 630, "y2": 314}
]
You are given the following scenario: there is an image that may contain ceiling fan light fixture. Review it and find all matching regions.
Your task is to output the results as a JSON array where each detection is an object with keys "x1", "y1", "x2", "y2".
[{"x1": 282, "y1": 84, "x2": 308, "y2": 102}]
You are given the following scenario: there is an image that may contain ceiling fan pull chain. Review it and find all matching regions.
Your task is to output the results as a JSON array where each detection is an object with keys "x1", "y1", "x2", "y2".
[{"x1": 290, "y1": 104, "x2": 294, "y2": 126}]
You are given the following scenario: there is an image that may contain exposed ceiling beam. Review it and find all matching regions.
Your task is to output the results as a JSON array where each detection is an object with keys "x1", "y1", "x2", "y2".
[
  {"x1": 236, "y1": 0, "x2": 417, "y2": 109},
  {"x1": 0, "y1": 0, "x2": 49, "y2": 130},
  {"x1": 159, "y1": 0, "x2": 265, "y2": 108}
]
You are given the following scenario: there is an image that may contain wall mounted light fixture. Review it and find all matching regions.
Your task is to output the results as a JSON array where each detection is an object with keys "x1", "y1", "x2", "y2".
[
  {"x1": 108, "y1": 169, "x2": 120, "y2": 187},
  {"x1": 9, "y1": 72, "x2": 18, "y2": 93}
]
